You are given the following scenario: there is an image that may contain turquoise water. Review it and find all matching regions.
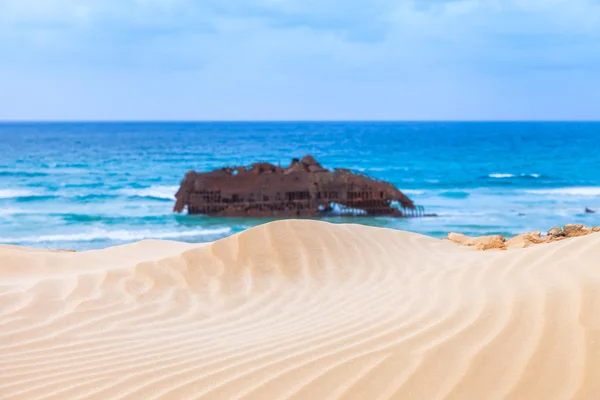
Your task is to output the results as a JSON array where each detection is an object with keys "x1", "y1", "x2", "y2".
[{"x1": 1, "y1": 121, "x2": 600, "y2": 250}]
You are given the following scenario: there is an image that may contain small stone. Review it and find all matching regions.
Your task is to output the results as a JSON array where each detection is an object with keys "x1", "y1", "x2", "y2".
[
  {"x1": 527, "y1": 231, "x2": 543, "y2": 241},
  {"x1": 564, "y1": 224, "x2": 588, "y2": 237},
  {"x1": 447, "y1": 233, "x2": 506, "y2": 250},
  {"x1": 473, "y1": 235, "x2": 506, "y2": 251},
  {"x1": 547, "y1": 226, "x2": 564, "y2": 237},
  {"x1": 505, "y1": 235, "x2": 528, "y2": 249},
  {"x1": 447, "y1": 232, "x2": 476, "y2": 246},
  {"x1": 592, "y1": 226, "x2": 600, "y2": 233},
  {"x1": 506, "y1": 231, "x2": 545, "y2": 249}
]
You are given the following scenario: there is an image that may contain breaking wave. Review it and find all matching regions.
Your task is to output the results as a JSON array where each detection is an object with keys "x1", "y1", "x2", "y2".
[
  {"x1": 0, "y1": 208, "x2": 36, "y2": 217},
  {"x1": 0, "y1": 189, "x2": 45, "y2": 199},
  {"x1": 0, "y1": 227, "x2": 232, "y2": 244},
  {"x1": 489, "y1": 173, "x2": 542, "y2": 179},
  {"x1": 119, "y1": 186, "x2": 178, "y2": 200},
  {"x1": 1, "y1": 186, "x2": 178, "y2": 202},
  {"x1": 489, "y1": 173, "x2": 515, "y2": 179},
  {"x1": 524, "y1": 187, "x2": 600, "y2": 196},
  {"x1": 403, "y1": 190, "x2": 426, "y2": 196}
]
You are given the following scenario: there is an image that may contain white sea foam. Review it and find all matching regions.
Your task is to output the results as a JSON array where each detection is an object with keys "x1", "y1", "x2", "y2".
[
  {"x1": 433, "y1": 210, "x2": 495, "y2": 218},
  {"x1": 525, "y1": 187, "x2": 600, "y2": 196},
  {"x1": 489, "y1": 173, "x2": 541, "y2": 179},
  {"x1": 119, "y1": 185, "x2": 179, "y2": 200},
  {"x1": 0, "y1": 208, "x2": 47, "y2": 217},
  {"x1": 347, "y1": 166, "x2": 366, "y2": 172},
  {"x1": 0, "y1": 187, "x2": 178, "y2": 201},
  {"x1": 0, "y1": 227, "x2": 232, "y2": 244},
  {"x1": 0, "y1": 208, "x2": 24, "y2": 217},
  {"x1": 0, "y1": 189, "x2": 41, "y2": 199},
  {"x1": 403, "y1": 190, "x2": 426, "y2": 195}
]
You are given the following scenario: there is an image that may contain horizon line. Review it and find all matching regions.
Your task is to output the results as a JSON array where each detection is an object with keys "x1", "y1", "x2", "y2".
[{"x1": 1, "y1": 119, "x2": 600, "y2": 124}]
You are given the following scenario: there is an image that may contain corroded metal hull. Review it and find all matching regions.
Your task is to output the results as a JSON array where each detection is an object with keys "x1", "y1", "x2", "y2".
[{"x1": 174, "y1": 156, "x2": 422, "y2": 218}]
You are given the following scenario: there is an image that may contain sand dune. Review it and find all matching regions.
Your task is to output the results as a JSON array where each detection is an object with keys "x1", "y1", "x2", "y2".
[{"x1": 1, "y1": 220, "x2": 600, "y2": 399}]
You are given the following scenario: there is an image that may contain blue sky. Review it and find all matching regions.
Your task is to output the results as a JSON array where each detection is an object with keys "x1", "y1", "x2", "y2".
[{"x1": 1, "y1": 0, "x2": 599, "y2": 120}]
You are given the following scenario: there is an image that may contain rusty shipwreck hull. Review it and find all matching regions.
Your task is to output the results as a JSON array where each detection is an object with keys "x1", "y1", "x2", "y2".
[{"x1": 173, "y1": 155, "x2": 424, "y2": 218}]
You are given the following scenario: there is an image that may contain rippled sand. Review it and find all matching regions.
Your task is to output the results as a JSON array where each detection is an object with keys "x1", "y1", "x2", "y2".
[{"x1": 1, "y1": 220, "x2": 600, "y2": 399}]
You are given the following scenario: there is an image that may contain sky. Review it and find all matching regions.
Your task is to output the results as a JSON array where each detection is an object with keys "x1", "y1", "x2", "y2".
[{"x1": 1, "y1": 0, "x2": 599, "y2": 120}]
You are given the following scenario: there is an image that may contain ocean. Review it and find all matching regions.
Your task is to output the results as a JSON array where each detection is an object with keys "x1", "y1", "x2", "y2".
[{"x1": 1, "y1": 121, "x2": 600, "y2": 250}]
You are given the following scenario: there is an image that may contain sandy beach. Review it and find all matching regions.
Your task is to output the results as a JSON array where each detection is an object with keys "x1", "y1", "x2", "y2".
[{"x1": 1, "y1": 219, "x2": 600, "y2": 399}]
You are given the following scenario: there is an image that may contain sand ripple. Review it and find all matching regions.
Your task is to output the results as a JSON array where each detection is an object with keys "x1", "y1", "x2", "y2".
[{"x1": 1, "y1": 220, "x2": 600, "y2": 399}]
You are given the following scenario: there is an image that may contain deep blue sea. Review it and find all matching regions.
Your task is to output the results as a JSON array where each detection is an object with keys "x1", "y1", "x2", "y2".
[{"x1": 1, "y1": 122, "x2": 600, "y2": 250}]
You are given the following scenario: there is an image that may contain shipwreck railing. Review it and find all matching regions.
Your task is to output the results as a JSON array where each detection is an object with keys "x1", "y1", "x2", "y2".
[{"x1": 186, "y1": 198, "x2": 427, "y2": 218}]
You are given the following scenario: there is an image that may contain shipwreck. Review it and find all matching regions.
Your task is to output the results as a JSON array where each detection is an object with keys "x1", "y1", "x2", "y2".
[{"x1": 173, "y1": 155, "x2": 425, "y2": 218}]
